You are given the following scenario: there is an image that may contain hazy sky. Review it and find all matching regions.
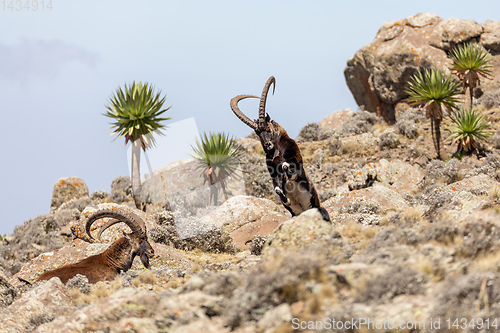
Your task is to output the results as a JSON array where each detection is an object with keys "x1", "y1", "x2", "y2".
[{"x1": 0, "y1": 0, "x2": 498, "y2": 234}]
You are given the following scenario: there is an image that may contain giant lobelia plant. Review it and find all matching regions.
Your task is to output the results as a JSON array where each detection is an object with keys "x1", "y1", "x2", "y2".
[
  {"x1": 405, "y1": 68, "x2": 462, "y2": 159},
  {"x1": 104, "y1": 81, "x2": 171, "y2": 209}
]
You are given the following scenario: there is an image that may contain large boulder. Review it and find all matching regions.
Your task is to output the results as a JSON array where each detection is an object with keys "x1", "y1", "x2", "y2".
[
  {"x1": 194, "y1": 195, "x2": 289, "y2": 250},
  {"x1": 318, "y1": 109, "x2": 355, "y2": 130},
  {"x1": 346, "y1": 159, "x2": 425, "y2": 196},
  {"x1": 50, "y1": 177, "x2": 89, "y2": 211},
  {"x1": 0, "y1": 278, "x2": 72, "y2": 332},
  {"x1": 344, "y1": 13, "x2": 500, "y2": 122},
  {"x1": 262, "y1": 209, "x2": 351, "y2": 262}
]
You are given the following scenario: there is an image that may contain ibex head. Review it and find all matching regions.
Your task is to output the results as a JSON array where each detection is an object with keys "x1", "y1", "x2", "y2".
[
  {"x1": 230, "y1": 76, "x2": 287, "y2": 159},
  {"x1": 85, "y1": 210, "x2": 154, "y2": 269}
]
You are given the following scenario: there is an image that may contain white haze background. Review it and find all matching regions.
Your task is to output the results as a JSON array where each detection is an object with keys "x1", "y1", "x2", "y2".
[{"x1": 0, "y1": 0, "x2": 498, "y2": 234}]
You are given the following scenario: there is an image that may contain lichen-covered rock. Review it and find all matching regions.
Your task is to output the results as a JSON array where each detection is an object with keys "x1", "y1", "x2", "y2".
[
  {"x1": 422, "y1": 174, "x2": 500, "y2": 220},
  {"x1": 110, "y1": 176, "x2": 134, "y2": 204},
  {"x1": 428, "y1": 17, "x2": 483, "y2": 50},
  {"x1": 346, "y1": 159, "x2": 425, "y2": 196},
  {"x1": 318, "y1": 109, "x2": 355, "y2": 130},
  {"x1": 32, "y1": 288, "x2": 221, "y2": 333},
  {"x1": 50, "y1": 177, "x2": 89, "y2": 211},
  {"x1": 345, "y1": 13, "x2": 500, "y2": 121},
  {"x1": 0, "y1": 278, "x2": 71, "y2": 332},
  {"x1": 198, "y1": 195, "x2": 289, "y2": 250},
  {"x1": 296, "y1": 122, "x2": 332, "y2": 143},
  {"x1": 324, "y1": 182, "x2": 409, "y2": 216},
  {"x1": 481, "y1": 20, "x2": 500, "y2": 51},
  {"x1": 262, "y1": 209, "x2": 351, "y2": 260}
]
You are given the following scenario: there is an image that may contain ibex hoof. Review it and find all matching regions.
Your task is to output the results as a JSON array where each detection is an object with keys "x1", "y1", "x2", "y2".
[{"x1": 275, "y1": 186, "x2": 283, "y2": 195}]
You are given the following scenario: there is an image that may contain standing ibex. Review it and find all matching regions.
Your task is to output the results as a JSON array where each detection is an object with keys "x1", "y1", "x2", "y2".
[
  {"x1": 230, "y1": 76, "x2": 330, "y2": 221},
  {"x1": 36, "y1": 208, "x2": 154, "y2": 284}
]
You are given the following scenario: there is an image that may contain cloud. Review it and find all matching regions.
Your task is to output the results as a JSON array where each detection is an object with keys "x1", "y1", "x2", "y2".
[{"x1": 0, "y1": 39, "x2": 98, "y2": 82}]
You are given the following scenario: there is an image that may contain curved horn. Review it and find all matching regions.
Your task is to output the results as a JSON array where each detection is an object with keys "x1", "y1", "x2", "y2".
[
  {"x1": 230, "y1": 94, "x2": 259, "y2": 130},
  {"x1": 258, "y1": 76, "x2": 276, "y2": 130},
  {"x1": 85, "y1": 209, "x2": 146, "y2": 241}
]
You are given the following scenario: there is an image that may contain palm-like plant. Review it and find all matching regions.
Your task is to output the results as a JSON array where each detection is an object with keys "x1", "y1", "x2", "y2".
[
  {"x1": 450, "y1": 43, "x2": 492, "y2": 109},
  {"x1": 446, "y1": 108, "x2": 491, "y2": 155},
  {"x1": 191, "y1": 132, "x2": 243, "y2": 205},
  {"x1": 405, "y1": 68, "x2": 462, "y2": 159},
  {"x1": 104, "y1": 81, "x2": 171, "y2": 209}
]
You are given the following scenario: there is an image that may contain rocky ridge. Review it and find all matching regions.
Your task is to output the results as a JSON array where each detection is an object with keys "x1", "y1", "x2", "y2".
[{"x1": 1, "y1": 13, "x2": 500, "y2": 333}]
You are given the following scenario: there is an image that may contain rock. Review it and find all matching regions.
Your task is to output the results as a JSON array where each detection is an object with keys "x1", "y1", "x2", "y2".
[
  {"x1": 31, "y1": 287, "x2": 161, "y2": 332},
  {"x1": 0, "y1": 278, "x2": 72, "y2": 332},
  {"x1": 481, "y1": 20, "x2": 500, "y2": 51},
  {"x1": 346, "y1": 159, "x2": 425, "y2": 196},
  {"x1": 50, "y1": 177, "x2": 89, "y2": 211},
  {"x1": 423, "y1": 174, "x2": 500, "y2": 220},
  {"x1": 256, "y1": 303, "x2": 292, "y2": 331},
  {"x1": 140, "y1": 159, "x2": 207, "y2": 206},
  {"x1": 262, "y1": 209, "x2": 350, "y2": 259},
  {"x1": 333, "y1": 132, "x2": 378, "y2": 156},
  {"x1": 169, "y1": 318, "x2": 230, "y2": 333},
  {"x1": 428, "y1": 17, "x2": 483, "y2": 50},
  {"x1": 200, "y1": 195, "x2": 289, "y2": 250},
  {"x1": 296, "y1": 122, "x2": 333, "y2": 142},
  {"x1": 344, "y1": 13, "x2": 500, "y2": 122},
  {"x1": 236, "y1": 137, "x2": 262, "y2": 154},
  {"x1": 110, "y1": 176, "x2": 133, "y2": 204},
  {"x1": 323, "y1": 182, "x2": 410, "y2": 226},
  {"x1": 319, "y1": 109, "x2": 355, "y2": 130}
]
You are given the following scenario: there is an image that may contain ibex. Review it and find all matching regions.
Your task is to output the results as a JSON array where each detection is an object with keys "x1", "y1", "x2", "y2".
[
  {"x1": 36, "y1": 209, "x2": 154, "y2": 284},
  {"x1": 230, "y1": 76, "x2": 330, "y2": 221}
]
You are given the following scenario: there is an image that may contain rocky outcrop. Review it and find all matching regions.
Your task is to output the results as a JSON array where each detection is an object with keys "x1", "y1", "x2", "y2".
[
  {"x1": 1, "y1": 279, "x2": 72, "y2": 332},
  {"x1": 344, "y1": 13, "x2": 500, "y2": 122},
  {"x1": 169, "y1": 195, "x2": 288, "y2": 250},
  {"x1": 318, "y1": 109, "x2": 355, "y2": 130},
  {"x1": 50, "y1": 177, "x2": 89, "y2": 211}
]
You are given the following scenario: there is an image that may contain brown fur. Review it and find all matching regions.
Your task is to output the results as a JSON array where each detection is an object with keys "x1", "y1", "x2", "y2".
[
  {"x1": 230, "y1": 76, "x2": 330, "y2": 221},
  {"x1": 36, "y1": 210, "x2": 154, "y2": 284}
]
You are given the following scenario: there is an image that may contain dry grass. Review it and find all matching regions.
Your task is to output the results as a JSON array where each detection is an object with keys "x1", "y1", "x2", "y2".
[
  {"x1": 338, "y1": 220, "x2": 378, "y2": 250},
  {"x1": 69, "y1": 278, "x2": 122, "y2": 305},
  {"x1": 489, "y1": 185, "x2": 500, "y2": 201},
  {"x1": 415, "y1": 257, "x2": 446, "y2": 281},
  {"x1": 180, "y1": 248, "x2": 240, "y2": 269},
  {"x1": 470, "y1": 252, "x2": 500, "y2": 273}
]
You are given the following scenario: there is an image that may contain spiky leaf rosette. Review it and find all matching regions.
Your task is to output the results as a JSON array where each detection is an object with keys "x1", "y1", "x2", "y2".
[
  {"x1": 405, "y1": 68, "x2": 462, "y2": 120},
  {"x1": 191, "y1": 132, "x2": 243, "y2": 190},
  {"x1": 450, "y1": 43, "x2": 492, "y2": 91},
  {"x1": 405, "y1": 68, "x2": 462, "y2": 159},
  {"x1": 446, "y1": 108, "x2": 491, "y2": 152},
  {"x1": 104, "y1": 81, "x2": 171, "y2": 150}
]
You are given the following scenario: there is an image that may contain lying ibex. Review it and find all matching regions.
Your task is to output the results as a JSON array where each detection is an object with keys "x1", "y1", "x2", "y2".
[
  {"x1": 230, "y1": 76, "x2": 330, "y2": 221},
  {"x1": 36, "y1": 209, "x2": 154, "y2": 284}
]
